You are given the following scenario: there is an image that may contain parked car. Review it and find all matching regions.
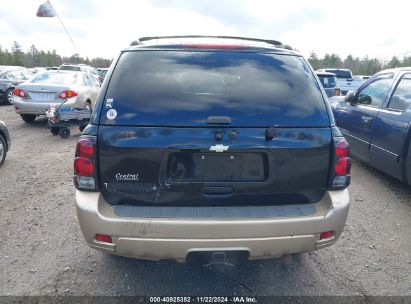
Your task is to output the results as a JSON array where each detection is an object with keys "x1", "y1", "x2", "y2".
[
  {"x1": 316, "y1": 71, "x2": 341, "y2": 97},
  {"x1": 12, "y1": 70, "x2": 100, "y2": 123},
  {"x1": 332, "y1": 67, "x2": 411, "y2": 185},
  {"x1": 0, "y1": 67, "x2": 33, "y2": 105},
  {"x1": 29, "y1": 67, "x2": 47, "y2": 74},
  {"x1": 59, "y1": 64, "x2": 103, "y2": 84},
  {"x1": 316, "y1": 68, "x2": 367, "y2": 95},
  {"x1": 353, "y1": 75, "x2": 370, "y2": 80},
  {"x1": 74, "y1": 35, "x2": 350, "y2": 263},
  {"x1": 97, "y1": 68, "x2": 109, "y2": 80},
  {"x1": 0, "y1": 120, "x2": 11, "y2": 168}
]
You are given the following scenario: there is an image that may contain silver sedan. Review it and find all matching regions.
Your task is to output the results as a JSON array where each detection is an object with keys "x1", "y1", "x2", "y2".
[{"x1": 12, "y1": 71, "x2": 100, "y2": 123}]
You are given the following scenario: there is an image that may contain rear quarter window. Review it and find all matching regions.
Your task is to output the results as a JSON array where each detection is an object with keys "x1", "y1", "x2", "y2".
[{"x1": 100, "y1": 50, "x2": 330, "y2": 127}]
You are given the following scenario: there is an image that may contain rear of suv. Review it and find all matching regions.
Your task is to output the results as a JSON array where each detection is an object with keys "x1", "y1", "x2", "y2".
[{"x1": 75, "y1": 36, "x2": 350, "y2": 262}]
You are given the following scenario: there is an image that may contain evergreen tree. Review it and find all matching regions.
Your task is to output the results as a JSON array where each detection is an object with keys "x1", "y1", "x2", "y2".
[
  {"x1": 308, "y1": 51, "x2": 320, "y2": 70},
  {"x1": 11, "y1": 41, "x2": 24, "y2": 66},
  {"x1": 388, "y1": 56, "x2": 400, "y2": 68},
  {"x1": 28, "y1": 44, "x2": 39, "y2": 67}
]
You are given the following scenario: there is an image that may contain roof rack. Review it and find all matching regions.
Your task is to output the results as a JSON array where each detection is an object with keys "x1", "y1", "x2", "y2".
[{"x1": 130, "y1": 35, "x2": 293, "y2": 50}]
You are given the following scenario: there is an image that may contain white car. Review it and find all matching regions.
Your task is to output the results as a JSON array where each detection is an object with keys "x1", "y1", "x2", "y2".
[{"x1": 12, "y1": 70, "x2": 100, "y2": 123}]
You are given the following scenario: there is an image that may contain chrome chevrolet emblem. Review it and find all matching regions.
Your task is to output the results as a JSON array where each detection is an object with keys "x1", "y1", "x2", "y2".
[{"x1": 209, "y1": 144, "x2": 229, "y2": 152}]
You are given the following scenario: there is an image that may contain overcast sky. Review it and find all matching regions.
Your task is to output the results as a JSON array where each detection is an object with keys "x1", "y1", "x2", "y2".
[{"x1": 1, "y1": 0, "x2": 410, "y2": 61}]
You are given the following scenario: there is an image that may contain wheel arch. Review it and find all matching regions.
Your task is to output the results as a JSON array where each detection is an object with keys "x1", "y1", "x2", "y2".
[{"x1": 0, "y1": 130, "x2": 8, "y2": 152}]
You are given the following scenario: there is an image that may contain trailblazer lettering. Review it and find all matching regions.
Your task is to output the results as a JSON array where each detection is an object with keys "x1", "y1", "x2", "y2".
[{"x1": 115, "y1": 173, "x2": 140, "y2": 181}]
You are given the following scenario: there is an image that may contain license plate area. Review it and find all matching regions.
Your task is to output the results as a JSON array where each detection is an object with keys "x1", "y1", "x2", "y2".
[
  {"x1": 30, "y1": 92, "x2": 56, "y2": 100},
  {"x1": 167, "y1": 152, "x2": 267, "y2": 182}
]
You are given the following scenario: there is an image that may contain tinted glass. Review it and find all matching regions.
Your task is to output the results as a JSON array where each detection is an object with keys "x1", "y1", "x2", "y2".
[
  {"x1": 357, "y1": 76, "x2": 393, "y2": 108},
  {"x1": 318, "y1": 75, "x2": 337, "y2": 88},
  {"x1": 84, "y1": 75, "x2": 93, "y2": 86},
  {"x1": 59, "y1": 66, "x2": 81, "y2": 71},
  {"x1": 387, "y1": 76, "x2": 411, "y2": 111},
  {"x1": 325, "y1": 69, "x2": 352, "y2": 79},
  {"x1": 30, "y1": 72, "x2": 79, "y2": 85},
  {"x1": 88, "y1": 68, "x2": 99, "y2": 75},
  {"x1": 100, "y1": 69, "x2": 108, "y2": 77},
  {"x1": 101, "y1": 51, "x2": 329, "y2": 127}
]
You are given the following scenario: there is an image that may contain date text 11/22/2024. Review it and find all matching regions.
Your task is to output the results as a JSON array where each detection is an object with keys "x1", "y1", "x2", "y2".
[{"x1": 149, "y1": 296, "x2": 257, "y2": 303}]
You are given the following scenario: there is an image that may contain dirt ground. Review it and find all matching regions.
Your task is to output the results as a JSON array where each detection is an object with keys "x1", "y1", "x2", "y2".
[{"x1": 0, "y1": 104, "x2": 410, "y2": 298}]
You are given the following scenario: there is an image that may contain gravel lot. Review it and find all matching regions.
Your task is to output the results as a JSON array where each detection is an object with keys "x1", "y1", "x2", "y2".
[{"x1": 0, "y1": 104, "x2": 410, "y2": 298}]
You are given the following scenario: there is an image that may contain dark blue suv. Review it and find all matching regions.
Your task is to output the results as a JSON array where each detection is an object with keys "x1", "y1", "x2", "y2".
[{"x1": 73, "y1": 36, "x2": 351, "y2": 262}]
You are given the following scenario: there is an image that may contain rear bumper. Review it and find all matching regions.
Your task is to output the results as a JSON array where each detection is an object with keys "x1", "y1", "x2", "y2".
[
  {"x1": 13, "y1": 99, "x2": 60, "y2": 115},
  {"x1": 76, "y1": 189, "x2": 349, "y2": 261},
  {"x1": 13, "y1": 98, "x2": 78, "y2": 115}
]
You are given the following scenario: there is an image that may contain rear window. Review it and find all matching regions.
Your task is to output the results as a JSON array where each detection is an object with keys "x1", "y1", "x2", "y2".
[
  {"x1": 325, "y1": 69, "x2": 352, "y2": 79},
  {"x1": 30, "y1": 72, "x2": 79, "y2": 85},
  {"x1": 318, "y1": 75, "x2": 337, "y2": 88},
  {"x1": 101, "y1": 51, "x2": 329, "y2": 127},
  {"x1": 100, "y1": 69, "x2": 108, "y2": 77},
  {"x1": 59, "y1": 66, "x2": 81, "y2": 71}
]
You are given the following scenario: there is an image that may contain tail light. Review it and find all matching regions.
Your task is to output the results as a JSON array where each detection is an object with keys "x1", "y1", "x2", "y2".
[
  {"x1": 74, "y1": 158, "x2": 93, "y2": 176},
  {"x1": 320, "y1": 231, "x2": 334, "y2": 240},
  {"x1": 59, "y1": 90, "x2": 78, "y2": 99},
  {"x1": 329, "y1": 132, "x2": 351, "y2": 190},
  {"x1": 74, "y1": 136, "x2": 99, "y2": 191},
  {"x1": 95, "y1": 234, "x2": 112, "y2": 243},
  {"x1": 335, "y1": 88, "x2": 341, "y2": 96},
  {"x1": 12, "y1": 88, "x2": 28, "y2": 98}
]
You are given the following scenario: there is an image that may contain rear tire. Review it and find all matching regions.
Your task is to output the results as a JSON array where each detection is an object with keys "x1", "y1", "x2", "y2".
[
  {"x1": 20, "y1": 114, "x2": 36, "y2": 123},
  {"x1": 4, "y1": 88, "x2": 13, "y2": 105},
  {"x1": 59, "y1": 127, "x2": 70, "y2": 138},
  {"x1": 0, "y1": 135, "x2": 6, "y2": 167},
  {"x1": 50, "y1": 127, "x2": 59, "y2": 136}
]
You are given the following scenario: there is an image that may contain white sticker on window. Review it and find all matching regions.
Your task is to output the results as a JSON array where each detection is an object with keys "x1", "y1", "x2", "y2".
[
  {"x1": 106, "y1": 109, "x2": 117, "y2": 120},
  {"x1": 106, "y1": 98, "x2": 114, "y2": 108}
]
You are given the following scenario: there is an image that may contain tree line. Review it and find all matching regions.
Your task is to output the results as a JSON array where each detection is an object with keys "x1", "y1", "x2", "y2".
[
  {"x1": 0, "y1": 41, "x2": 112, "y2": 68},
  {"x1": 1, "y1": 41, "x2": 411, "y2": 74},
  {"x1": 308, "y1": 52, "x2": 411, "y2": 76}
]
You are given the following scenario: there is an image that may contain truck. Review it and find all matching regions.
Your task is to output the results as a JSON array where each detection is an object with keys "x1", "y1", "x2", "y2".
[{"x1": 316, "y1": 68, "x2": 368, "y2": 95}]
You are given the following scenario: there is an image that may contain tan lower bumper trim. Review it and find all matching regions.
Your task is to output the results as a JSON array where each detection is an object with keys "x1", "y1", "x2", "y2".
[{"x1": 104, "y1": 234, "x2": 318, "y2": 260}]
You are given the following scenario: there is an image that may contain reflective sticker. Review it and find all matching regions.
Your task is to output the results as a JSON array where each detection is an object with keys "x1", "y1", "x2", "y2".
[
  {"x1": 106, "y1": 98, "x2": 114, "y2": 108},
  {"x1": 106, "y1": 109, "x2": 117, "y2": 120}
]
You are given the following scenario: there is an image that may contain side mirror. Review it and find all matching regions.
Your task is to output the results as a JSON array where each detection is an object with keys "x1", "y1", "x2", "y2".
[
  {"x1": 345, "y1": 91, "x2": 356, "y2": 104},
  {"x1": 358, "y1": 94, "x2": 372, "y2": 105}
]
